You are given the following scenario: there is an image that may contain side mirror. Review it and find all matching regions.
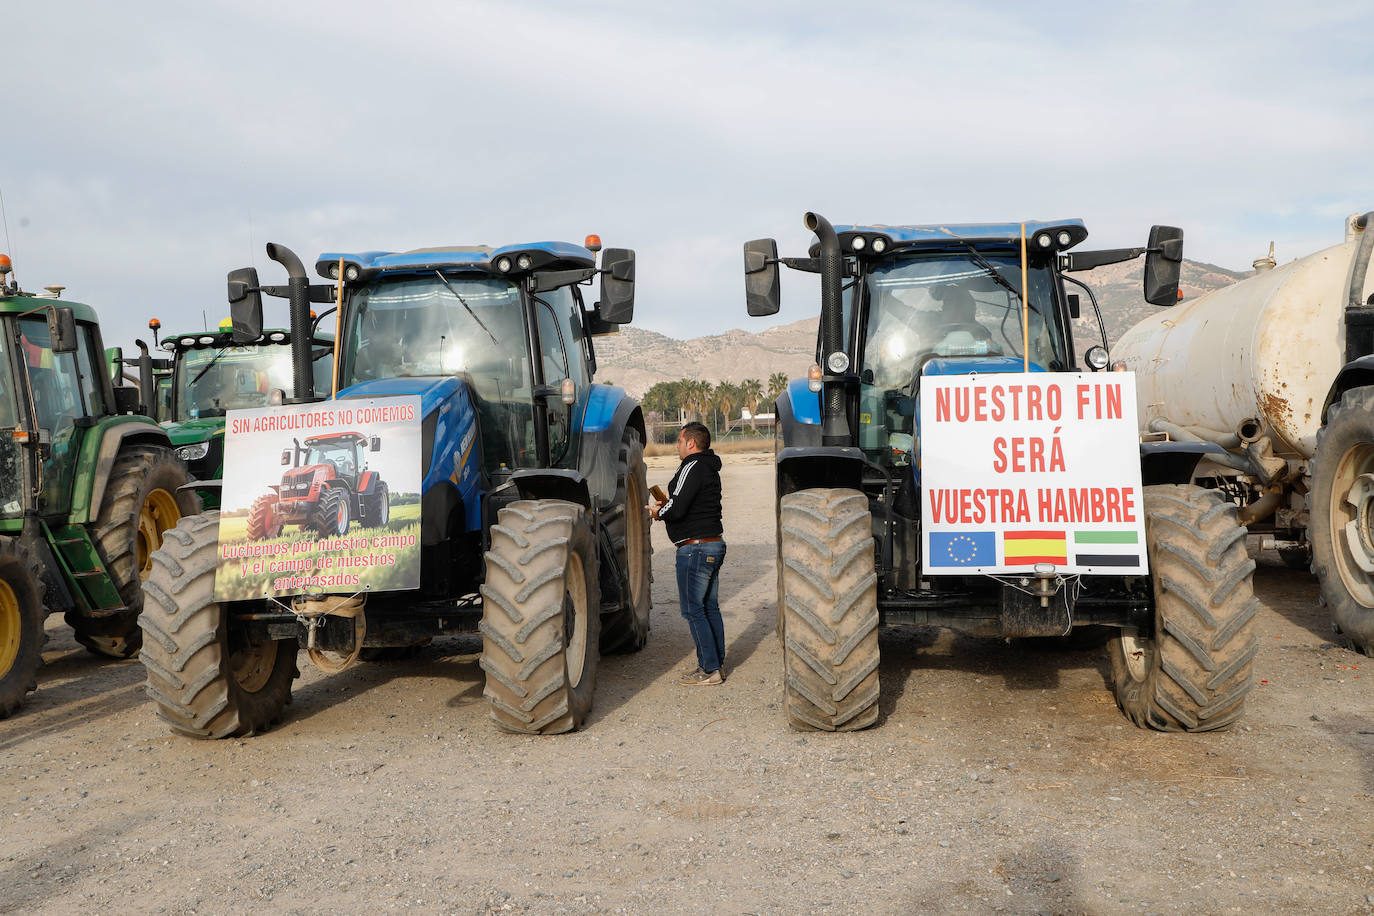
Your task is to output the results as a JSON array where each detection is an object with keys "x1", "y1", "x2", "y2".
[
  {"x1": 227, "y1": 267, "x2": 264, "y2": 343},
  {"x1": 370, "y1": 436, "x2": 381, "y2": 452},
  {"x1": 1143, "y1": 225, "x2": 1184, "y2": 306},
  {"x1": 281, "y1": 449, "x2": 292, "y2": 466},
  {"x1": 1066, "y1": 293, "x2": 1080, "y2": 320},
  {"x1": 743, "y1": 239, "x2": 780, "y2": 317},
  {"x1": 112, "y1": 386, "x2": 141, "y2": 414},
  {"x1": 597, "y1": 249, "x2": 635, "y2": 324},
  {"x1": 48, "y1": 307, "x2": 78, "y2": 353}
]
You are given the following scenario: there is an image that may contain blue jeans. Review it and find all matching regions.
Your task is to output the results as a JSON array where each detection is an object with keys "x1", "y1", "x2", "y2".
[{"x1": 675, "y1": 541, "x2": 727, "y2": 674}]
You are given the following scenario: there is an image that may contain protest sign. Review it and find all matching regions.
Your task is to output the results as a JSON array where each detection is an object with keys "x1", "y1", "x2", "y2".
[
  {"x1": 213, "y1": 396, "x2": 422, "y2": 600},
  {"x1": 919, "y1": 373, "x2": 1147, "y2": 576}
]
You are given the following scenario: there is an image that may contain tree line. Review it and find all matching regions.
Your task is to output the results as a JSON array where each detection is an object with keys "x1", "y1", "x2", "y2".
[{"x1": 641, "y1": 372, "x2": 791, "y2": 437}]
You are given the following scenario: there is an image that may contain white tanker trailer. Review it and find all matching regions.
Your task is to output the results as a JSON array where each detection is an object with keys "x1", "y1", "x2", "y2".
[{"x1": 1114, "y1": 211, "x2": 1374, "y2": 655}]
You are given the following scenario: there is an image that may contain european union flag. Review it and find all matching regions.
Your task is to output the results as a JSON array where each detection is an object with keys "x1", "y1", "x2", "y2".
[{"x1": 928, "y1": 531, "x2": 996, "y2": 567}]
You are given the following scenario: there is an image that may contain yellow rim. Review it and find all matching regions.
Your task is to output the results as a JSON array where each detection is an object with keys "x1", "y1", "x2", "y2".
[
  {"x1": 0, "y1": 578, "x2": 21, "y2": 675},
  {"x1": 138, "y1": 488, "x2": 183, "y2": 576}
]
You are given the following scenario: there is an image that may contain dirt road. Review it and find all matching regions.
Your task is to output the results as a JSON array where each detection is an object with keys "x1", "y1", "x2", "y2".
[{"x1": 3, "y1": 454, "x2": 1372, "y2": 914}]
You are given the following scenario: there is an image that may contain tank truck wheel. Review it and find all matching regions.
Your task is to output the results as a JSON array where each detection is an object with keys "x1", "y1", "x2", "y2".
[
  {"x1": 308, "y1": 487, "x2": 349, "y2": 538},
  {"x1": 0, "y1": 540, "x2": 47, "y2": 719},
  {"x1": 599, "y1": 428, "x2": 653, "y2": 654},
  {"x1": 362, "y1": 481, "x2": 390, "y2": 529},
  {"x1": 138, "y1": 512, "x2": 298, "y2": 738},
  {"x1": 480, "y1": 500, "x2": 601, "y2": 734},
  {"x1": 69, "y1": 445, "x2": 200, "y2": 659},
  {"x1": 1109, "y1": 485, "x2": 1258, "y2": 731},
  {"x1": 778, "y1": 488, "x2": 880, "y2": 731},
  {"x1": 1310, "y1": 388, "x2": 1374, "y2": 656},
  {"x1": 246, "y1": 494, "x2": 282, "y2": 541}
]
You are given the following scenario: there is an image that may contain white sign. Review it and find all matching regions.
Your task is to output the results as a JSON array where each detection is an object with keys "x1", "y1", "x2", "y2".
[
  {"x1": 919, "y1": 372, "x2": 1147, "y2": 576},
  {"x1": 214, "y1": 396, "x2": 423, "y2": 599}
]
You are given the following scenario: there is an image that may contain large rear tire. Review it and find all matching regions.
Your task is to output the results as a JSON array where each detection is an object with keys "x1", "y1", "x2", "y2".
[
  {"x1": 1309, "y1": 388, "x2": 1374, "y2": 655},
  {"x1": 0, "y1": 539, "x2": 46, "y2": 719},
  {"x1": 138, "y1": 512, "x2": 298, "y2": 738},
  {"x1": 599, "y1": 429, "x2": 652, "y2": 654},
  {"x1": 1109, "y1": 484, "x2": 1258, "y2": 731},
  {"x1": 480, "y1": 499, "x2": 600, "y2": 734},
  {"x1": 778, "y1": 488, "x2": 880, "y2": 731},
  {"x1": 69, "y1": 445, "x2": 199, "y2": 659},
  {"x1": 361, "y1": 481, "x2": 390, "y2": 529},
  {"x1": 246, "y1": 494, "x2": 282, "y2": 541}
]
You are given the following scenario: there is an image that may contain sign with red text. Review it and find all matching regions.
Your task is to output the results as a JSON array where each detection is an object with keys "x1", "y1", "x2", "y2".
[
  {"x1": 919, "y1": 373, "x2": 1147, "y2": 576},
  {"x1": 213, "y1": 397, "x2": 423, "y2": 600}
]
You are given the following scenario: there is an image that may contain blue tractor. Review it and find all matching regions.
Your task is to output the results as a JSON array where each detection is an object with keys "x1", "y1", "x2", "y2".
[
  {"x1": 743, "y1": 213, "x2": 1259, "y2": 733},
  {"x1": 139, "y1": 239, "x2": 652, "y2": 736}
]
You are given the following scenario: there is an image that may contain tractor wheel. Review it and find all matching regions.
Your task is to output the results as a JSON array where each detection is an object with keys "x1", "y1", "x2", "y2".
[
  {"x1": 0, "y1": 539, "x2": 46, "y2": 719},
  {"x1": 1109, "y1": 484, "x2": 1258, "y2": 731},
  {"x1": 1309, "y1": 388, "x2": 1374, "y2": 656},
  {"x1": 362, "y1": 481, "x2": 390, "y2": 529},
  {"x1": 480, "y1": 499, "x2": 600, "y2": 734},
  {"x1": 308, "y1": 487, "x2": 349, "y2": 538},
  {"x1": 69, "y1": 445, "x2": 199, "y2": 659},
  {"x1": 778, "y1": 488, "x2": 880, "y2": 731},
  {"x1": 246, "y1": 494, "x2": 282, "y2": 541},
  {"x1": 599, "y1": 428, "x2": 652, "y2": 654},
  {"x1": 138, "y1": 512, "x2": 298, "y2": 738}
]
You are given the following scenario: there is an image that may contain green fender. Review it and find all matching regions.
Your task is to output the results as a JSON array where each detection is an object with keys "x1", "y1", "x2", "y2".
[{"x1": 68, "y1": 416, "x2": 174, "y2": 525}]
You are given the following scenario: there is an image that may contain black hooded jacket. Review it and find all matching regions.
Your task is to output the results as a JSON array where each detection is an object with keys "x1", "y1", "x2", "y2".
[{"x1": 658, "y1": 448, "x2": 723, "y2": 544}]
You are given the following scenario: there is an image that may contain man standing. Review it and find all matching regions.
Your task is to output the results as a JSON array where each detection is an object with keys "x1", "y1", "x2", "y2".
[{"x1": 648, "y1": 422, "x2": 726, "y2": 686}]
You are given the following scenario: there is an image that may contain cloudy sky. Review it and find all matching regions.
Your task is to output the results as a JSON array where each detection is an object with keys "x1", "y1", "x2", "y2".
[{"x1": 5, "y1": 1, "x2": 1372, "y2": 347}]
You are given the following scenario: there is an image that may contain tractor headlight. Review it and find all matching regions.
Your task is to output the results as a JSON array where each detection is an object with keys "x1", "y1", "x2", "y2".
[
  {"x1": 851, "y1": 236, "x2": 866, "y2": 251},
  {"x1": 344, "y1": 265, "x2": 360, "y2": 281},
  {"x1": 1057, "y1": 230, "x2": 1072, "y2": 247},
  {"x1": 495, "y1": 257, "x2": 512, "y2": 273},
  {"x1": 176, "y1": 442, "x2": 210, "y2": 462},
  {"x1": 871, "y1": 237, "x2": 887, "y2": 253},
  {"x1": 328, "y1": 263, "x2": 340, "y2": 279},
  {"x1": 516, "y1": 254, "x2": 533, "y2": 271},
  {"x1": 1037, "y1": 233, "x2": 1054, "y2": 249},
  {"x1": 826, "y1": 351, "x2": 850, "y2": 373}
]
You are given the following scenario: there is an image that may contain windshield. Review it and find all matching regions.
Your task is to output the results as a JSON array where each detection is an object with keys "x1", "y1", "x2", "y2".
[
  {"x1": 176, "y1": 342, "x2": 332, "y2": 420},
  {"x1": 862, "y1": 252, "x2": 1066, "y2": 390},
  {"x1": 304, "y1": 438, "x2": 359, "y2": 475},
  {"x1": 339, "y1": 275, "x2": 530, "y2": 401}
]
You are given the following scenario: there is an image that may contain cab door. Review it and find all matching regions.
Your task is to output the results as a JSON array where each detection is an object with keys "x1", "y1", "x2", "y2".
[{"x1": 18, "y1": 316, "x2": 106, "y2": 516}]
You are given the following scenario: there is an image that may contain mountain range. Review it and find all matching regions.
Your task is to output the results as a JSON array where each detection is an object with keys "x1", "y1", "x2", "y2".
[{"x1": 595, "y1": 258, "x2": 1252, "y2": 398}]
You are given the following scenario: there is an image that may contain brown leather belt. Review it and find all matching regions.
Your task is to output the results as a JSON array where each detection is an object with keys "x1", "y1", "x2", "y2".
[{"x1": 675, "y1": 536, "x2": 724, "y2": 547}]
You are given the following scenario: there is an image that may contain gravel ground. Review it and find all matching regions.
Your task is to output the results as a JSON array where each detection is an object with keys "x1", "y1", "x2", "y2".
[{"x1": 3, "y1": 452, "x2": 1372, "y2": 914}]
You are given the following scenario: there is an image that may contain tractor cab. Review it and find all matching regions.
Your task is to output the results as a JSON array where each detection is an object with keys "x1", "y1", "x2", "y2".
[
  {"x1": 156, "y1": 321, "x2": 333, "y2": 487},
  {"x1": 319, "y1": 240, "x2": 635, "y2": 484},
  {"x1": 296, "y1": 432, "x2": 372, "y2": 486}
]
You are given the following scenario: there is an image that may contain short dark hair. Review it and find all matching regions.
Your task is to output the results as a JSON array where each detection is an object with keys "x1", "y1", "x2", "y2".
[{"x1": 680, "y1": 422, "x2": 711, "y2": 451}]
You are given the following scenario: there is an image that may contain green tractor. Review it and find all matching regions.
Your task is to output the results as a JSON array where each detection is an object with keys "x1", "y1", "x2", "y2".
[
  {"x1": 0, "y1": 255, "x2": 199, "y2": 718},
  {"x1": 131, "y1": 318, "x2": 333, "y2": 507}
]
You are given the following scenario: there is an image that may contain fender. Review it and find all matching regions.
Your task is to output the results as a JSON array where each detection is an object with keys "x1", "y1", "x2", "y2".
[
  {"x1": 510, "y1": 468, "x2": 592, "y2": 509},
  {"x1": 70, "y1": 416, "x2": 173, "y2": 525},
  {"x1": 577, "y1": 384, "x2": 644, "y2": 507},
  {"x1": 357, "y1": 470, "x2": 378, "y2": 496},
  {"x1": 1323, "y1": 356, "x2": 1374, "y2": 423},
  {"x1": 1139, "y1": 440, "x2": 1231, "y2": 486},
  {"x1": 777, "y1": 445, "x2": 865, "y2": 497}
]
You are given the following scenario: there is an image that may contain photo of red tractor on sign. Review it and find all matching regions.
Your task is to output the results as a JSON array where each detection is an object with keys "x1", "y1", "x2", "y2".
[
  {"x1": 213, "y1": 396, "x2": 422, "y2": 600},
  {"x1": 249, "y1": 431, "x2": 390, "y2": 540}
]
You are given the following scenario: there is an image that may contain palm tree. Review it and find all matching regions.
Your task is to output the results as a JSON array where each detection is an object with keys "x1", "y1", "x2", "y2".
[
  {"x1": 767, "y1": 371, "x2": 789, "y2": 405},
  {"x1": 714, "y1": 382, "x2": 740, "y2": 436},
  {"x1": 739, "y1": 378, "x2": 763, "y2": 432},
  {"x1": 684, "y1": 379, "x2": 711, "y2": 424}
]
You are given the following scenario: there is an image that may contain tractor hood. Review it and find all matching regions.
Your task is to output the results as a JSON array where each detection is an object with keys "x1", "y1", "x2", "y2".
[
  {"x1": 164, "y1": 416, "x2": 225, "y2": 445},
  {"x1": 921, "y1": 356, "x2": 1050, "y2": 378},
  {"x1": 338, "y1": 376, "x2": 461, "y2": 419}
]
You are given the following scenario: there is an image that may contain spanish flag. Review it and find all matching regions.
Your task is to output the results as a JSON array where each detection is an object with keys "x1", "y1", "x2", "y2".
[{"x1": 1002, "y1": 530, "x2": 1067, "y2": 565}]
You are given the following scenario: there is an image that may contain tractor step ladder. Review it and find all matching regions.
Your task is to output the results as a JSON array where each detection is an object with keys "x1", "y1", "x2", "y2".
[{"x1": 43, "y1": 523, "x2": 127, "y2": 616}]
